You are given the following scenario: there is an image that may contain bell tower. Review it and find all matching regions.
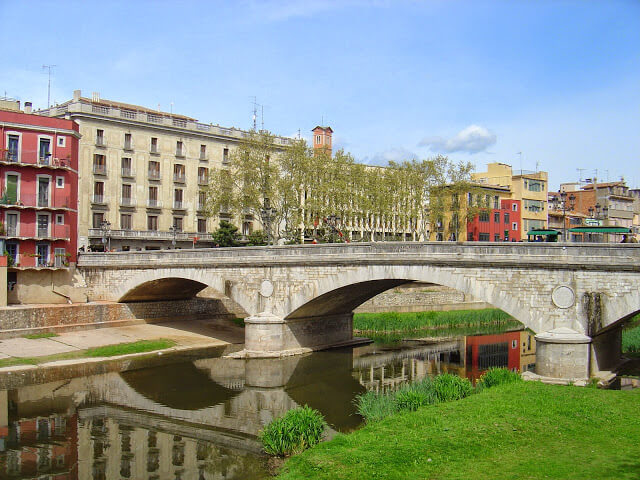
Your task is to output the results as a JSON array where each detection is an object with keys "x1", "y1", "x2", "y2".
[{"x1": 312, "y1": 126, "x2": 333, "y2": 157}]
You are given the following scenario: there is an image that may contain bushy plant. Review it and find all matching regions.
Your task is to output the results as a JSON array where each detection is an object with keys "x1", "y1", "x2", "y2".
[
  {"x1": 433, "y1": 373, "x2": 473, "y2": 402},
  {"x1": 260, "y1": 406, "x2": 327, "y2": 456},
  {"x1": 396, "y1": 390, "x2": 431, "y2": 412},
  {"x1": 246, "y1": 230, "x2": 268, "y2": 246},
  {"x1": 355, "y1": 390, "x2": 398, "y2": 423},
  {"x1": 212, "y1": 220, "x2": 240, "y2": 247},
  {"x1": 477, "y1": 367, "x2": 522, "y2": 390}
]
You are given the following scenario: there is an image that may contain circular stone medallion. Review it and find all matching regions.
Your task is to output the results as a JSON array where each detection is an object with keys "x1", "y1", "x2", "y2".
[
  {"x1": 552, "y1": 285, "x2": 575, "y2": 309},
  {"x1": 260, "y1": 280, "x2": 274, "y2": 298}
]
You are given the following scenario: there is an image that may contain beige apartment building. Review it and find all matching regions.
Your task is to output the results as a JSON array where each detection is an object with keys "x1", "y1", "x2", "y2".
[
  {"x1": 472, "y1": 163, "x2": 548, "y2": 240},
  {"x1": 40, "y1": 91, "x2": 292, "y2": 250}
]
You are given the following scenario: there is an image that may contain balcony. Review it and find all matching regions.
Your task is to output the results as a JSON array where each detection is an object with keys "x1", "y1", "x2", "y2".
[
  {"x1": 173, "y1": 173, "x2": 186, "y2": 183},
  {"x1": 198, "y1": 176, "x2": 209, "y2": 186},
  {"x1": 120, "y1": 197, "x2": 136, "y2": 207},
  {"x1": 93, "y1": 164, "x2": 107, "y2": 175},
  {"x1": 150, "y1": 145, "x2": 160, "y2": 155},
  {"x1": 123, "y1": 141, "x2": 133, "y2": 151},
  {"x1": 146, "y1": 199, "x2": 162, "y2": 208},
  {"x1": 121, "y1": 167, "x2": 135, "y2": 178},
  {"x1": 0, "y1": 192, "x2": 73, "y2": 210},
  {"x1": 0, "y1": 150, "x2": 75, "y2": 171},
  {"x1": 92, "y1": 194, "x2": 106, "y2": 205},
  {"x1": 3, "y1": 224, "x2": 70, "y2": 240},
  {"x1": 199, "y1": 153, "x2": 208, "y2": 161},
  {"x1": 148, "y1": 170, "x2": 161, "y2": 181},
  {"x1": 175, "y1": 148, "x2": 186, "y2": 158},
  {"x1": 95, "y1": 137, "x2": 106, "y2": 147},
  {"x1": 173, "y1": 201, "x2": 186, "y2": 210},
  {"x1": 87, "y1": 228, "x2": 214, "y2": 242}
]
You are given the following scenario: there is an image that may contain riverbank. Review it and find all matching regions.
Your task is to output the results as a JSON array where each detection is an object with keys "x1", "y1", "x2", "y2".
[{"x1": 278, "y1": 381, "x2": 640, "y2": 480}]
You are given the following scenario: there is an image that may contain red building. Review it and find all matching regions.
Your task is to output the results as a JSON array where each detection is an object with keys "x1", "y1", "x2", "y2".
[
  {"x1": 0, "y1": 102, "x2": 79, "y2": 271},
  {"x1": 465, "y1": 331, "x2": 522, "y2": 382},
  {"x1": 467, "y1": 198, "x2": 521, "y2": 242}
]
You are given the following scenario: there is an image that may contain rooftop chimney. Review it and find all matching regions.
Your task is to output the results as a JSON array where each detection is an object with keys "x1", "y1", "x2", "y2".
[
  {"x1": 92, "y1": 92, "x2": 100, "y2": 102},
  {"x1": 73, "y1": 89, "x2": 81, "y2": 102},
  {"x1": 24, "y1": 102, "x2": 32, "y2": 114}
]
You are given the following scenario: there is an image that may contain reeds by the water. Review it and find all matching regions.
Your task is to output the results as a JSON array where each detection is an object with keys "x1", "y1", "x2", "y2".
[{"x1": 259, "y1": 406, "x2": 327, "y2": 457}]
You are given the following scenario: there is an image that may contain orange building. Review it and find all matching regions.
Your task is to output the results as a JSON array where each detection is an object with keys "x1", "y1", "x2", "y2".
[{"x1": 312, "y1": 126, "x2": 333, "y2": 156}]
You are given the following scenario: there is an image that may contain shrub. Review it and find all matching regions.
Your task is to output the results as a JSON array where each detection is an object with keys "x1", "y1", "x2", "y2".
[
  {"x1": 355, "y1": 390, "x2": 398, "y2": 423},
  {"x1": 260, "y1": 406, "x2": 327, "y2": 456},
  {"x1": 396, "y1": 390, "x2": 431, "y2": 412},
  {"x1": 433, "y1": 373, "x2": 473, "y2": 402},
  {"x1": 477, "y1": 367, "x2": 522, "y2": 390}
]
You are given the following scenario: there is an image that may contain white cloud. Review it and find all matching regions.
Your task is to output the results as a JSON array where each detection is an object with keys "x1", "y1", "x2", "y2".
[
  {"x1": 419, "y1": 125, "x2": 497, "y2": 154},
  {"x1": 366, "y1": 146, "x2": 418, "y2": 165}
]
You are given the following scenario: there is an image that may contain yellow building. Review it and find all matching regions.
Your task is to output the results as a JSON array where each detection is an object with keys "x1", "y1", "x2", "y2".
[
  {"x1": 40, "y1": 91, "x2": 292, "y2": 250},
  {"x1": 472, "y1": 163, "x2": 548, "y2": 240}
]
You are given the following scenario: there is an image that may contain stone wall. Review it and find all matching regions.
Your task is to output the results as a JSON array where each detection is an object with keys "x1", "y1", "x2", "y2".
[
  {"x1": 355, "y1": 283, "x2": 489, "y2": 313},
  {"x1": 8, "y1": 267, "x2": 89, "y2": 305},
  {"x1": 0, "y1": 297, "x2": 234, "y2": 338}
]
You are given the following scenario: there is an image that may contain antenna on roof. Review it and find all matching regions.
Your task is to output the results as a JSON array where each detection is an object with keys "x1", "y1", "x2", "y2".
[
  {"x1": 42, "y1": 64, "x2": 56, "y2": 108},
  {"x1": 516, "y1": 152, "x2": 522, "y2": 173},
  {"x1": 576, "y1": 168, "x2": 586, "y2": 183},
  {"x1": 251, "y1": 96, "x2": 258, "y2": 131}
]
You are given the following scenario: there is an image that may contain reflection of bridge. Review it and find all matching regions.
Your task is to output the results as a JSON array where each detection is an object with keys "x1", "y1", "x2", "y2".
[{"x1": 78, "y1": 243, "x2": 640, "y2": 380}]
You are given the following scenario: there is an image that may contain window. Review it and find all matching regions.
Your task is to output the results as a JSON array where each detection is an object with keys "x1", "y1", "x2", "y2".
[
  {"x1": 56, "y1": 214, "x2": 64, "y2": 225},
  {"x1": 121, "y1": 214, "x2": 132, "y2": 230},
  {"x1": 93, "y1": 154, "x2": 106, "y2": 175},
  {"x1": 316, "y1": 135, "x2": 322, "y2": 144},
  {"x1": 39, "y1": 138, "x2": 51, "y2": 163},
  {"x1": 493, "y1": 196, "x2": 499, "y2": 209},
  {"x1": 467, "y1": 232, "x2": 474, "y2": 241},
  {"x1": 36, "y1": 243, "x2": 49, "y2": 266},
  {"x1": 198, "y1": 167, "x2": 208, "y2": 184},
  {"x1": 5, "y1": 242, "x2": 18, "y2": 265},
  {"x1": 493, "y1": 212, "x2": 500, "y2": 223},
  {"x1": 92, "y1": 212, "x2": 105, "y2": 228},
  {"x1": 223, "y1": 148, "x2": 229, "y2": 164},
  {"x1": 197, "y1": 218, "x2": 207, "y2": 233},
  {"x1": 479, "y1": 233, "x2": 490, "y2": 241},
  {"x1": 7, "y1": 134, "x2": 20, "y2": 161},
  {"x1": 147, "y1": 215, "x2": 158, "y2": 231},
  {"x1": 174, "y1": 189, "x2": 183, "y2": 208},
  {"x1": 479, "y1": 211, "x2": 490, "y2": 222},
  {"x1": 512, "y1": 202, "x2": 518, "y2": 211},
  {"x1": 124, "y1": 133, "x2": 132, "y2": 150},
  {"x1": 173, "y1": 164, "x2": 185, "y2": 182},
  {"x1": 121, "y1": 184, "x2": 132, "y2": 205},
  {"x1": 37, "y1": 177, "x2": 50, "y2": 207},
  {"x1": 57, "y1": 136, "x2": 66, "y2": 147},
  {"x1": 200, "y1": 144, "x2": 207, "y2": 159},
  {"x1": 93, "y1": 182, "x2": 104, "y2": 203},
  {"x1": 150, "y1": 137, "x2": 158, "y2": 153},
  {"x1": 5, "y1": 213, "x2": 18, "y2": 236},
  {"x1": 173, "y1": 216, "x2": 183, "y2": 231},
  {"x1": 37, "y1": 214, "x2": 50, "y2": 237},
  {"x1": 5, "y1": 173, "x2": 18, "y2": 203},
  {"x1": 96, "y1": 129, "x2": 105, "y2": 146},
  {"x1": 148, "y1": 160, "x2": 160, "y2": 179},
  {"x1": 148, "y1": 186, "x2": 158, "y2": 207},
  {"x1": 121, "y1": 157, "x2": 132, "y2": 176},
  {"x1": 176, "y1": 141, "x2": 184, "y2": 156},
  {"x1": 504, "y1": 212, "x2": 510, "y2": 224},
  {"x1": 512, "y1": 222, "x2": 518, "y2": 231},
  {"x1": 54, "y1": 247, "x2": 66, "y2": 267},
  {"x1": 524, "y1": 179, "x2": 544, "y2": 192},
  {"x1": 494, "y1": 234, "x2": 500, "y2": 242},
  {"x1": 56, "y1": 176, "x2": 64, "y2": 188},
  {"x1": 524, "y1": 199, "x2": 544, "y2": 212},
  {"x1": 198, "y1": 191, "x2": 206, "y2": 210}
]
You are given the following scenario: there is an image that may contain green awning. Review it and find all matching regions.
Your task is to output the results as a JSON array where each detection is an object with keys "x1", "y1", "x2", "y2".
[
  {"x1": 569, "y1": 226, "x2": 631, "y2": 234},
  {"x1": 527, "y1": 229, "x2": 560, "y2": 236}
]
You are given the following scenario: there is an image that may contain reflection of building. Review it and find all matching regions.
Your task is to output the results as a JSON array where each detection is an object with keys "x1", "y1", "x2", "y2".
[
  {"x1": 473, "y1": 163, "x2": 549, "y2": 240},
  {"x1": 519, "y1": 330, "x2": 536, "y2": 373},
  {"x1": 465, "y1": 331, "x2": 521, "y2": 382},
  {"x1": 0, "y1": 412, "x2": 78, "y2": 479}
]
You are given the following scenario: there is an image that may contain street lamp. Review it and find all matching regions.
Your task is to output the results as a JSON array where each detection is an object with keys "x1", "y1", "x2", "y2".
[
  {"x1": 552, "y1": 191, "x2": 575, "y2": 242},
  {"x1": 169, "y1": 225, "x2": 177, "y2": 248},
  {"x1": 100, "y1": 220, "x2": 111, "y2": 252},
  {"x1": 260, "y1": 197, "x2": 277, "y2": 245}
]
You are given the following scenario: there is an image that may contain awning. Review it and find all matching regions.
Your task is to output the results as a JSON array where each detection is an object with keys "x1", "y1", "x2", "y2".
[
  {"x1": 569, "y1": 226, "x2": 631, "y2": 234},
  {"x1": 527, "y1": 229, "x2": 560, "y2": 236}
]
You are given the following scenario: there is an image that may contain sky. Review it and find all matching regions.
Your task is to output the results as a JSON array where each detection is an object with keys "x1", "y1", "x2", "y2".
[{"x1": 1, "y1": 0, "x2": 639, "y2": 189}]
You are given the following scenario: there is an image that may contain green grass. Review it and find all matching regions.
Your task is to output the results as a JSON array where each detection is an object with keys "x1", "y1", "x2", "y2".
[
  {"x1": 23, "y1": 332, "x2": 59, "y2": 339},
  {"x1": 354, "y1": 308, "x2": 517, "y2": 333},
  {"x1": 260, "y1": 406, "x2": 327, "y2": 456},
  {"x1": 279, "y1": 382, "x2": 640, "y2": 480},
  {"x1": 0, "y1": 339, "x2": 177, "y2": 369},
  {"x1": 622, "y1": 324, "x2": 640, "y2": 353}
]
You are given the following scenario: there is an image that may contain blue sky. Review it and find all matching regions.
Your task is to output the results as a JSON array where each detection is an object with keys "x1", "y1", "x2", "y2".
[{"x1": 1, "y1": 0, "x2": 638, "y2": 188}]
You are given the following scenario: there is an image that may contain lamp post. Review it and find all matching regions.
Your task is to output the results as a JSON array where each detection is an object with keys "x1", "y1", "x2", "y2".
[
  {"x1": 260, "y1": 197, "x2": 277, "y2": 245},
  {"x1": 589, "y1": 203, "x2": 609, "y2": 242},
  {"x1": 100, "y1": 220, "x2": 111, "y2": 252},
  {"x1": 552, "y1": 191, "x2": 575, "y2": 242},
  {"x1": 326, "y1": 214, "x2": 341, "y2": 243},
  {"x1": 169, "y1": 225, "x2": 177, "y2": 248}
]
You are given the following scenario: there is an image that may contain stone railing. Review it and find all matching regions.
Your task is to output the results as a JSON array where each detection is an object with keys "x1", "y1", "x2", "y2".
[{"x1": 77, "y1": 242, "x2": 640, "y2": 270}]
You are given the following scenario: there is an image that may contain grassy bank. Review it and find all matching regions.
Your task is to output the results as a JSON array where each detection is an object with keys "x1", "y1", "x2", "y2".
[
  {"x1": 0, "y1": 339, "x2": 176, "y2": 369},
  {"x1": 279, "y1": 381, "x2": 640, "y2": 480},
  {"x1": 623, "y1": 324, "x2": 640, "y2": 354},
  {"x1": 354, "y1": 308, "x2": 520, "y2": 337}
]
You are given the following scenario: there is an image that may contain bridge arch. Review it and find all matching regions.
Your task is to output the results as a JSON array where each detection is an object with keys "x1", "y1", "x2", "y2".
[{"x1": 283, "y1": 265, "x2": 538, "y2": 332}]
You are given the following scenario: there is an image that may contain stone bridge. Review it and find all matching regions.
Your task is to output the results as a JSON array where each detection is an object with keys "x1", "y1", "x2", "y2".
[{"x1": 77, "y1": 242, "x2": 640, "y2": 380}]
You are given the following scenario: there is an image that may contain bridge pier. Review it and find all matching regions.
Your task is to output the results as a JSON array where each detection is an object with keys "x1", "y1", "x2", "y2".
[
  {"x1": 535, "y1": 328, "x2": 591, "y2": 381},
  {"x1": 238, "y1": 311, "x2": 363, "y2": 357}
]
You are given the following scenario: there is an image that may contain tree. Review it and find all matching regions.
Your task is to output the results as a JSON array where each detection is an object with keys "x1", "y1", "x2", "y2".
[
  {"x1": 246, "y1": 230, "x2": 268, "y2": 246},
  {"x1": 212, "y1": 220, "x2": 240, "y2": 247}
]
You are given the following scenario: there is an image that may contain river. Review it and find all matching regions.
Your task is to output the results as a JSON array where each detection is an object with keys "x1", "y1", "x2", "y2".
[{"x1": 0, "y1": 326, "x2": 534, "y2": 479}]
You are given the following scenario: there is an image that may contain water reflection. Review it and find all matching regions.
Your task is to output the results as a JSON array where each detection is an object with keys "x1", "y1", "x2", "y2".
[{"x1": 0, "y1": 328, "x2": 534, "y2": 479}]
